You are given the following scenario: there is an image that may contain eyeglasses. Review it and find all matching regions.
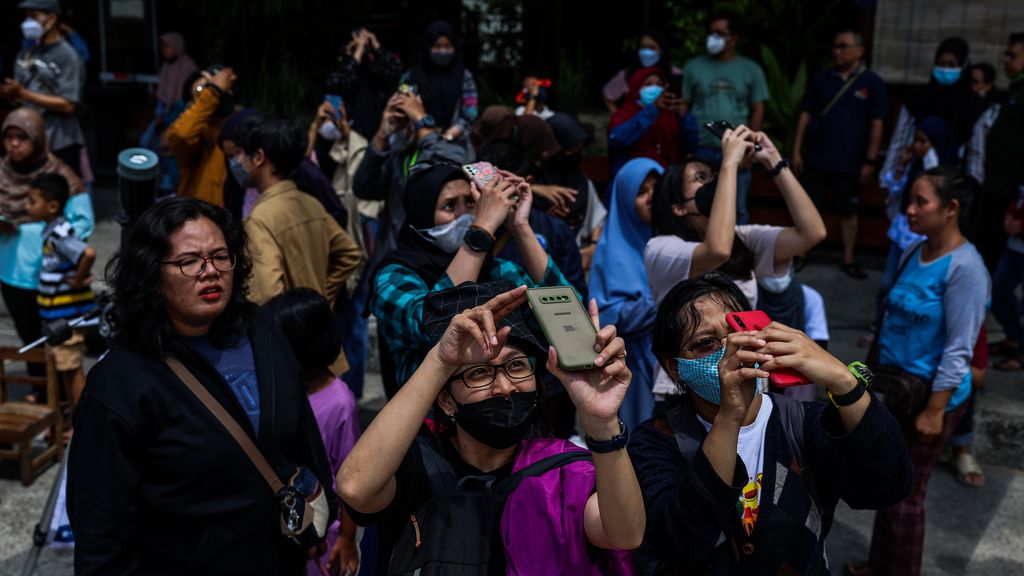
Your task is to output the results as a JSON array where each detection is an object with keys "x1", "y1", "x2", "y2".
[
  {"x1": 163, "y1": 251, "x2": 237, "y2": 277},
  {"x1": 450, "y1": 356, "x2": 536, "y2": 389},
  {"x1": 683, "y1": 335, "x2": 727, "y2": 358},
  {"x1": 686, "y1": 169, "x2": 714, "y2": 186}
]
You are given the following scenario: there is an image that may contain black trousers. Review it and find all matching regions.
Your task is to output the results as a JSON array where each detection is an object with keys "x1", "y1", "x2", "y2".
[{"x1": 1, "y1": 281, "x2": 44, "y2": 377}]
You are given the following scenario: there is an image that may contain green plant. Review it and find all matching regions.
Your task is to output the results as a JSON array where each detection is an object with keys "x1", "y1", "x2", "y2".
[
  {"x1": 557, "y1": 47, "x2": 591, "y2": 115},
  {"x1": 759, "y1": 45, "x2": 806, "y2": 154}
]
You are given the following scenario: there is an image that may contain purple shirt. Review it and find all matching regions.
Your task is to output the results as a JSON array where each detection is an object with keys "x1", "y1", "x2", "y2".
[{"x1": 306, "y1": 378, "x2": 361, "y2": 576}]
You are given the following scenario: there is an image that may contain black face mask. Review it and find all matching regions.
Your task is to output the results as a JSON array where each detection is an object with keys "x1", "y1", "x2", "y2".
[
  {"x1": 454, "y1": 391, "x2": 538, "y2": 449},
  {"x1": 694, "y1": 179, "x2": 716, "y2": 216}
]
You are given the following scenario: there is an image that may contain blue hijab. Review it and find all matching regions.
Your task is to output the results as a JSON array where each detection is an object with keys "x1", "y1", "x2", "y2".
[{"x1": 590, "y1": 157, "x2": 664, "y2": 329}]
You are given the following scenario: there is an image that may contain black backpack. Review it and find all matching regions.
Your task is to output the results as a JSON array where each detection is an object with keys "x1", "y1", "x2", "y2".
[{"x1": 387, "y1": 436, "x2": 592, "y2": 575}]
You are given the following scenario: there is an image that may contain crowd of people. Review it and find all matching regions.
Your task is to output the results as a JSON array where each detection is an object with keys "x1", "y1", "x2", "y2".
[{"x1": 1, "y1": 1, "x2": 1022, "y2": 574}]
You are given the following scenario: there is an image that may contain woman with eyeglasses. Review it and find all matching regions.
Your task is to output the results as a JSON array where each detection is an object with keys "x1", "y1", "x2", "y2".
[
  {"x1": 628, "y1": 271, "x2": 912, "y2": 575},
  {"x1": 645, "y1": 126, "x2": 826, "y2": 404},
  {"x1": 68, "y1": 198, "x2": 338, "y2": 574},
  {"x1": 340, "y1": 281, "x2": 640, "y2": 574}
]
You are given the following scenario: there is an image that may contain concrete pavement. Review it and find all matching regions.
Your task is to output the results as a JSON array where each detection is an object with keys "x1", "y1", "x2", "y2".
[{"x1": 1, "y1": 210, "x2": 1022, "y2": 575}]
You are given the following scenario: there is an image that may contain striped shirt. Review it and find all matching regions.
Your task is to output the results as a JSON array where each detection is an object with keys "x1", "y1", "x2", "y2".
[{"x1": 37, "y1": 216, "x2": 94, "y2": 320}]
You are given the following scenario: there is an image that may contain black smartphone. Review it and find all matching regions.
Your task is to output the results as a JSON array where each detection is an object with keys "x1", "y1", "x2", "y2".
[
  {"x1": 702, "y1": 120, "x2": 762, "y2": 151},
  {"x1": 668, "y1": 74, "x2": 683, "y2": 98}
]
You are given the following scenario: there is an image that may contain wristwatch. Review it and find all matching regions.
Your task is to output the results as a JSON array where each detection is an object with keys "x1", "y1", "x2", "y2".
[
  {"x1": 585, "y1": 421, "x2": 629, "y2": 454},
  {"x1": 767, "y1": 158, "x2": 790, "y2": 178},
  {"x1": 412, "y1": 114, "x2": 436, "y2": 132},
  {"x1": 463, "y1": 225, "x2": 495, "y2": 253},
  {"x1": 827, "y1": 362, "x2": 874, "y2": 407}
]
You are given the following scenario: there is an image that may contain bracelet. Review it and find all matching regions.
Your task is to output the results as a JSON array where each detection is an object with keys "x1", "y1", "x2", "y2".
[
  {"x1": 585, "y1": 420, "x2": 629, "y2": 454},
  {"x1": 767, "y1": 158, "x2": 790, "y2": 178}
]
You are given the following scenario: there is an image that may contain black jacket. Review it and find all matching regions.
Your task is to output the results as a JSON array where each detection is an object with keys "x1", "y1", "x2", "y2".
[
  {"x1": 630, "y1": 393, "x2": 912, "y2": 575},
  {"x1": 68, "y1": 307, "x2": 338, "y2": 575}
]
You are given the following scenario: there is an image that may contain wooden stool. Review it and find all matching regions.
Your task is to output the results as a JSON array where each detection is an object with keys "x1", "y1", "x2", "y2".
[{"x1": 0, "y1": 347, "x2": 62, "y2": 486}]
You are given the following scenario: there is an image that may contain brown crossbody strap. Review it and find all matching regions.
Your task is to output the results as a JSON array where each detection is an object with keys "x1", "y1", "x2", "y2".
[{"x1": 164, "y1": 355, "x2": 285, "y2": 494}]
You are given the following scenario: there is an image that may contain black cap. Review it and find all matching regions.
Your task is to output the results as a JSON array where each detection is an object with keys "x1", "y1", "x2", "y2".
[
  {"x1": 423, "y1": 281, "x2": 546, "y2": 360},
  {"x1": 18, "y1": 0, "x2": 61, "y2": 14}
]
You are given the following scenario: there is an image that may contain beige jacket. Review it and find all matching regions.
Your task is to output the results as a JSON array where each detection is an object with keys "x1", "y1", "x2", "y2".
[{"x1": 245, "y1": 180, "x2": 364, "y2": 372}]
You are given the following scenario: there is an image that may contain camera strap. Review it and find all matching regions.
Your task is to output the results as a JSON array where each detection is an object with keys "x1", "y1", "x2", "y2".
[
  {"x1": 165, "y1": 355, "x2": 285, "y2": 494},
  {"x1": 820, "y1": 65, "x2": 866, "y2": 118}
]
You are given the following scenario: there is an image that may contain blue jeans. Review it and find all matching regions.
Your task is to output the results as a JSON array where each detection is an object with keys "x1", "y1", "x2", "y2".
[
  {"x1": 992, "y1": 247, "x2": 1024, "y2": 346},
  {"x1": 697, "y1": 146, "x2": 752, "y2": 224},
  {"x1": 337, "y1": 268, "x2": 370, "y2": 398}
]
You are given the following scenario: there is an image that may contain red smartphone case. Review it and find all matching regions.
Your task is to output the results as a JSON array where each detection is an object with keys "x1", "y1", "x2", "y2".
[{"x1": 725, "y1": 311, "x2": 812, "y2": 388}]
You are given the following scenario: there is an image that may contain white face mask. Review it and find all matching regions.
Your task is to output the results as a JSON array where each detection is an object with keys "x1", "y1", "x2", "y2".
[
  {"x1": 21, "y1": 18, "x2": 44, "y2": 41},
  {"x1": 416, "y1": 213, "x2": 475, "y2": 254},
  {"x1": 317, "y1": 120, "x2": 343, "y2": 141},
  {"x1": 922, "y1": 147, "x2": 940, "y2": 170},
  {"x1": 758, "y1": 272, "x2": 793, "y2": 294},
  {"x1": 706, "y1": 33, "x2": 727, "y2": 55}
]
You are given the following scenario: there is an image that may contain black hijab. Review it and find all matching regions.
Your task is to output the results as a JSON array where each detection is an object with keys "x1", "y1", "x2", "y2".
[
  {"x1": 534, "y1": 112, "x2": 591, "y2": 227},
  {"x1": 407, "y1": 21, "x2": 465, "y2": 128},
  {"x1": 905, "y1": 37, "x2": 974, "y2": 143},
  {"x1": 374, "y1": 164, "x2": 483, "y2": 289}
]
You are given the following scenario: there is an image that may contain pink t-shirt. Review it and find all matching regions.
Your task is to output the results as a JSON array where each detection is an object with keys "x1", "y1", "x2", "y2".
[{"x1": 306, "y1": 378, "x2": 361, "y2": 576}]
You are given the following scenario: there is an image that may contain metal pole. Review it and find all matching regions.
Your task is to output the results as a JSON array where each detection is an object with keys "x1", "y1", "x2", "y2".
[{"x1": 20, "y1": 447, "x2": 70, "y2": 576}]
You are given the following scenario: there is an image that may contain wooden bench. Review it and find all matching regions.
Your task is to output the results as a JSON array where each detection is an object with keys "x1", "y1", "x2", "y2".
[{"x1": 0, "y1": 347, "x2": 62, "y2": 486}]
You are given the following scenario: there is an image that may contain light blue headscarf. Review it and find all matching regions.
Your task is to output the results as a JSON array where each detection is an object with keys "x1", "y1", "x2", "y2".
[{"x1": 589, "y1": 157, "x2": 664, "y2": 332}]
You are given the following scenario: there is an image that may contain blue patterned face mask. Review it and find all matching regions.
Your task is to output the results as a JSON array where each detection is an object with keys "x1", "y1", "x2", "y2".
[{"x1": 676, "y1": 347, "x2": 726, "y2": 404}]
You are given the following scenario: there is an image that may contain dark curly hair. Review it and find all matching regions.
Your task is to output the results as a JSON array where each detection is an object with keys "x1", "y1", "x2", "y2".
[{"x1": 105, "y1": 198, "x2": 255, "y2": 357}]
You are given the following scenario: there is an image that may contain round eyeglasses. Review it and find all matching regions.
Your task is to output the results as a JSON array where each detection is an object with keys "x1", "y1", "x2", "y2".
[
  {"x1": 450, "y1": 356, "x2": 536, "y2": 389},
  {"x1": 683, "y1": 335, "x2": 728, "y2": 358},
  {"x1": 163, "y1": 251, "x2": 237, "y2": 277}
]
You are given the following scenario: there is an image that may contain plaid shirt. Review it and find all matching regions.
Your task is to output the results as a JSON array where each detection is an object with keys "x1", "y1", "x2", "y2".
[{"x1": 372, "y1": 256, "x2": 570, "y2": 386}]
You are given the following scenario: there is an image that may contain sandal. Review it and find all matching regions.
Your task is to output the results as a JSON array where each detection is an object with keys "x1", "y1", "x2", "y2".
[
  {"x1": 843, "y1": 562, "x2": 876, "y2": 576},
  {"x1": 989, "y1": 339, "x2": 1019, "y2": 357},
  {"x1": 994, "y1": 354, "x2": 1023, "y2": 371},
  {"x1": 954, "y1": 452, "x2": 986, "y2": 487}
]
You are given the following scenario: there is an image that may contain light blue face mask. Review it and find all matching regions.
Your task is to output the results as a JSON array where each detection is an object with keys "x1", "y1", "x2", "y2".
[
  {"x1": 676, "y1": 346, "x2": 767, "y2": 405},
  {"x1": 639, "y1": 85, "x2": 664, "y2": 107},
  {"x1": 932, "y1": 66, "x2": 961, "y2": 86},
  {"x1": 416, "y1": 213, "x2": 475, "y2": 254},
  {"x1": 637, "y1": 48, "x2": 660, "y2": 68},
  {"x1": 676, "y1": 347, "x2": 726, "y2": 404}
]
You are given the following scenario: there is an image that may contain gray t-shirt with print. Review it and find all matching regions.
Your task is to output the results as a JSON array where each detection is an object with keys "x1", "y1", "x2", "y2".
[{"x1": 13, "y1": 39, "x2": 85, "y2": 152}]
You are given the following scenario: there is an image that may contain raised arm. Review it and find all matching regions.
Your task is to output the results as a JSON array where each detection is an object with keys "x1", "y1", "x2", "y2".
[
  {"x1": 338, "y1": 287, "x2": 530, "y2": 513},
  {"x1": 550, "y1": 299, "x2": 644, "y2": 550},
  {"x1": 750, "y1": 131, "x2": 826, "y2": 262}
]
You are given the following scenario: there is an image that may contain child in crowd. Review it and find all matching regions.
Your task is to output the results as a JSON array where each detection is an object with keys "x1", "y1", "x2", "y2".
[
  {"x1": 25, "y1": 173, "x2": 96, "y2": 418},
  {"x1": 268, "y1": 288, "x2": 363, "y2": 576}
]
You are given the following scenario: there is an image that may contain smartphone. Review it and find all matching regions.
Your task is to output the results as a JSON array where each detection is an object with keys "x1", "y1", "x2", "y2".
[
  {"x1": 526, "y1": 287, "x2": 598, "y2": 371},
  {"x1": 324, "y1": 94, "x2": 343, "y2": 119},
  {"x1": 397, "y1": 82, "x2": 418, "y2": 96},
  {"x1": 724, "y1": 310, "x2": 811, "y2": 387},
  {"x1": 667, "y1": 73, "x2": 683, "y2": 98},
  {"x1": 702, "y1": 120, "x2": 762, "y2": 152},
  {"x1": 463, "y1": 162, "x2": 520, "y2": 202}
]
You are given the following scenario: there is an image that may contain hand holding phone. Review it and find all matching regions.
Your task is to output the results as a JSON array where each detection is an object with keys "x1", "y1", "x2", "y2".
[
  {"x1": 725, "y1": 311, "x2": 811, "y2": 387},
  {"x1": 703, "y1": 120, "x2": 762, "y2": 152},
  {"x1": 527, "y1": 287, "x2": 599, "y2": 371}
]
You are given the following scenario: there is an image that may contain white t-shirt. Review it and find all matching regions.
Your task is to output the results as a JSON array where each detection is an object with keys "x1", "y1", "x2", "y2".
[
  {"x1": 645, "y1": 225, "x2": 789, "y2": 395},
  {"x1": 801, "y1": 285, "x2": 829, "y2": 342},
  {"x1": 697, "y1": 394, "x2": 773, "y2": 534}
]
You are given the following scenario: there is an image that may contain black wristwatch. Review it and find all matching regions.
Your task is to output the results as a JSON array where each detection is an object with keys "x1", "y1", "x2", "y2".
[
  {"x1": 827, "y1": 362, "x2": 874, "y2": 407},
  {"x1": 412, "y1": 114, "x2": 436, "y2": 132},
  {"x1": 463, "y1": 225, "x2": 495, "y2": 253},
  {"x1": 767, "y1": 158, "x2": 790, "y2": 178},
  {"x1": 585, "y1": 421, "x2": 629, "y2": 454}
]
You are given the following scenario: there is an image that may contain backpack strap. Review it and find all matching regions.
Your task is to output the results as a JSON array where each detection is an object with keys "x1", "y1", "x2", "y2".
[
  {"x1": 492, "y1": 451, "x2": 592, "y2": 498},
  {"x1": 416, "y1": 436, "x2": 458, "y2": 494},
  {"x1": 773, "y1": 394, "x2": 805, "y2": 468}
]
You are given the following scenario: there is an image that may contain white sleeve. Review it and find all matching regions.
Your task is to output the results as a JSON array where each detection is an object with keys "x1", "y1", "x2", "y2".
[
  {"x1": 644, "y1": 236, "x2": 699, "y2": 305},
  {"x1": 800, "y1": 285, "x2": 829, "y2": 342},
  {"x1": 736, "y1": 225, "x2": 788, "y2": 278}
]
